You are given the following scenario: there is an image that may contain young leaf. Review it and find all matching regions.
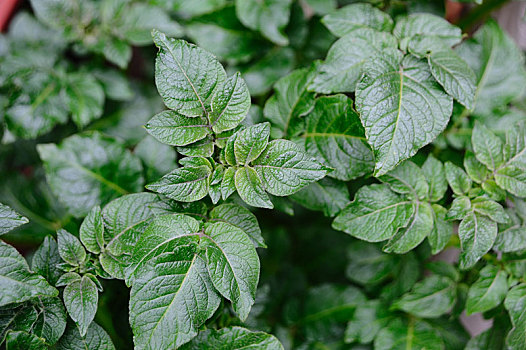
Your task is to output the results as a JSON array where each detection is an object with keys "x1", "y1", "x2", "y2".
[
  {"x1": 37, "y1": 132, "x2": 144, "y2": 217},
  {"x1": 234, "y1": 123, "x2": 271, "y2": 165},
  {"x1": 445, "y1": 162, "x2": 472, "y2": 196},
  {"x1": 235, "y1": 0, "x2": 292, "y2": 46},
  {"x1": 0, "y1": 241, "x2": 58, "y2": 307},
  {"x1": 253, "y1": 139, "x2": 330, "y2": 196},
  {"x1": 379, "y1": 161, "x2": 429, "y2": 201},
  {"x1": 392, "y1": 275, "x2": 456, "y2": 318},
  {"x1": 145, "y1": 110, "x2": 209, "y2": 146},
  {"x1": 209, "y1": 203, "x2": 266, "y2": 248},
  {"x1": 235, "y1": 167, "x2": 273, "y2": 209},
  {"x1": 210, "y1": 72, "x2": 251, "y2": 133},
  {"x1": 332, "y1": 184, "x2": 414, "y2": 242},
  {"x1": 180, "y1": 326, "x2": 283, "y2": 349},
  {"x1": 153, "y1": 31, "x2": 226, "y2": 117},
  {"x1": 356, "y1": 52, "x2": 452, "y2": 176},
  {"x1": 394, "y1": 13, "x2": 462, "y2": 48},
  {"x1": 466, "y1": 265, "x2": 508, "y2": 314},
  {"x1": 291, "y1": 177, "x2": 350, "y2": 218},
  {"x1": 57, "y1": 229, "x2": 86, "y2": 266},
  {"x1": 263, "y1": 67, "x2": 316, "y2": 138},
  {"x1": 0, "y1": 203, "x2": 29, "y2": 235},
  {"x1": 383, "y1": 202, "x2": 434, "y2": 254},
  {"x1": 428, "y1": 204, "x2": 453, "y2": 254},
  {"x1": 303, "y1": 95, "x2": 373, "y2": 181},
  {"x1": 146, "y1": 166, "x2": 211, "y2": 202},
  {"x1": 321, "y1": 3, "x2": 393, "y2": 37},
  {"x1": 63, "y1": 276, "x2": 99, "y2": 337},
  {"x1": 221, "y1": 167, "x2": 237, "y2": 200},
  {"x1": 32, "y1": 236, "x2": 62, "y2": 286},
  {"x1": 472, "y1": 122, "x2": 504, "y2": 171},
  {"x1": 471, "y1": 197, "x2": 509, "y2": 223},
  {"x1": 309, "y1": 28, "x2": 398, "y2": 94},
  {"x1": 55, "y1": 321, "x2": 115, "y2": 350},
  {"x1": 201, "y1": 222, "x2": 260, "y2": 321},
  {"x1": 427, "y1": 50, "x2": 476, "y2": 109},
  {"x1": 80, "y1": 206, "x2": 104, "y2": 254},
  {"x1": 422, "y1": 155, "x2": 447, "y2": 202},
  {"x1": 458, "y1": 212, "x2": 497, "y2": 270}
]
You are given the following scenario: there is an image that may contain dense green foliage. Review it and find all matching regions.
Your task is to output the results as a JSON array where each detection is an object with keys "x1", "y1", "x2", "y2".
[{"x1": 1, "y1": 0, "x2": 526, "y2": 349}]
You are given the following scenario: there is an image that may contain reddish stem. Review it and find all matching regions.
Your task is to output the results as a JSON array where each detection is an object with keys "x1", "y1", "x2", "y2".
[{"x1": 0, "y1": 0, "x2": 19, "y2": 32}]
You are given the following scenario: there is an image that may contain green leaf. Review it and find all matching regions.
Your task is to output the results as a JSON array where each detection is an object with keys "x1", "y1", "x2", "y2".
[
  {"x1": 345, "y1": 242, "x2": 397, "y2": 286},
  {"x1": 235, "y1": 167, "x2": 273, "y2": 209},
  {"x1": 5, "y1": 331, "x2": 46, "y2": 350},
  {"x1": 375, "y1": 318, "x2": 445, "y2": 350},
  {"x1": 130, "y1": 242, "x2": 220, "y2": 349},
  {"x1": 129, "y1": 214, "x2": 201, "y2": 279},
  {"x1": 209, "y1": 203, "x2": 265, "y2": 248},
  {"x1": 0, "y1": 241, "x2": 58, "y2": 307},
  {"x1": 177, "y1": 138, "x2": 215, "y2": 158},
  {"x1": 309, "y1": 28, "x2": 398, "y2": 94},
  {"x1": 493, "y1": 223, "x2": 526, "y2": 253},
  {"x1": 458, "y1": 212, "x2": 497, "y2": 269},
  {"x1": 446, "y1": 196, "x2": 471, "y2": 221},
  {"x1": 457, "y1": 21, "x2": 526, "y2": 117},
  {"x1": 291, "y1": 177, "x2": 350, "y2": 217},
  {"x1": 422, "y1": 155, "x2": 447, "y2": 202},
  {"x1": 383, "y1": 202, "x2": 434, "y2": 254},
  {"x1": 321, "y1": 3, "x2": 393, "y2": 37},
  {"x1": 234, "y1": 123, "x2": 271, "y2": 165},
  {"x1": 253, "y1": 139, "x2": 330, "y2": 196},
  {"x1": 495, "y1": 165, "x2": 526, "y2": 198},
  {"x1": 80, "y1": 206, "x2": 104, "y2": 254},
  {"x1": 356, "y1": 52, "x2": 452, "y2": 176},
  {"x1": 464, "y1": 150, "x2": 489, "y2": 184},
  {"x1": 466, "y1": 265, "x2": 508, "y2": 314},
  {"x1": 428, "y1": 49, "x2": 476, "y2": 109},
  {"x1": 33, "y1": 297, "x2": 67, "y2": 345},
  {"x1": 235, "y1": 0, "x2": 292, "y2": 45},
  {"x1": 37, "y1": 132, "x2": 144, "y2": 217},
  {"x1": 303, "y1": 95, "x2": 373, "y2": 181},
  {"x1": 134, "y1": 137, "x2": 178, "y2": 183},
  {"x1": 63, "y1": 276, "x2": 98, "y2": 336},
  {"x1": 210, "y1": 72, "x2": 251, "y2": 133},
  {"x1": 299, "y1": 284, "x2": 366, "y2": 341},
  {"x1": 31, "y1": 236, "x2": 62, "y2": 286},
  {"x1": 57, "y1": 229, "x2": 86, "y2": 266},
  {"x1": 332, "y1": 184, "x2": 414, "y2": 242},
  {"x1": 379, "y1": 161, "x2": 429, "y2": 201},
  {"x1": 504, "y1": 284, "x2": 526, "y2": 349},
  {"x1": 263, "y1": 67, "x2": 316, "y2": 138},
  {"x1": 472, "y1": 122, "x2": 504, "y2": 171},
  {"x1": 393, "y1": 13, "x2": 462, "y2": 48},
  {"x1": 393, "y1": 275, "x2": 456, "y2": 318},
  {"x1": 201, "y1": 222, "x2": 260, "y2": 320},
  {"x1": 146, "y1": 166, "x2": 211, "y2": 202},
  {"x1": 221, "y1": 167, "x2": 237, "y2": 200},
  {"x1": 64, "y1": 72, "x2": 104, "y2": 128},
  {"x1": 445, "y1": 161, "x2": 472, "y2": 196},
  {"x1": 55, "y1": 321, "x2": 115, "y2": 350},
  {"x1": 0, "y1": 203, "x2": 28, "y2": 235},
  {"x1": 145, "y1": 110, "x2": 209, "y2": 146},
  {"x1": 471, "y1": 197, "x2": 509, "y2": 223},
  {"x1": 428, "y1": 204, "x2": 453, "y2": 254},
  {"x1": 153, "y1": 31, "x2": 226, "y2": 117},
  {"x1": 344, "y1": 300, "x2": 391, "y2": 344},
  {"x1": 180, "y1": 326, "x2": 283, "y2": 349}
]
